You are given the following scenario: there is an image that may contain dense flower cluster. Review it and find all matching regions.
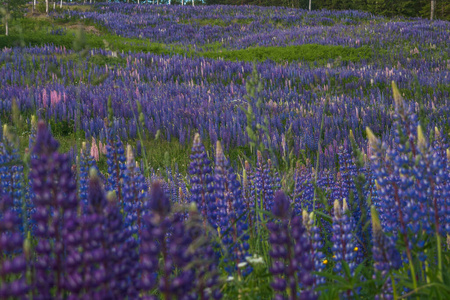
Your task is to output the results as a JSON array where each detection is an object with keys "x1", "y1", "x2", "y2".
[
  {"x1": 2, "y1": 4, "x2": 450, "y2": 172},
  {"x1": 0, "y1": 4, "x2": 449, "y2": 299},
  {"x1": 62, "y1": 3, "x2": 449, "y2": 52},
  {"x1": 0, "y1": 195, "x2": 29, "y2": 298},
  {"x1": 0, "y1": 101, "x2": 449, "y2": 297},
  {"x1": 268, "y1": 191, "x2": 317, "y2": 300}
]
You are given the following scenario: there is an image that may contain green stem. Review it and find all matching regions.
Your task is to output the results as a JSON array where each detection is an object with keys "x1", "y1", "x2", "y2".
[
  {"x1": 390, "y1": 274, "x2": 398, "y2": 300},
  {"x1": 408, "y1": 252, "x2": 418, "y2": 291},
  {"x1": 131, "y1": 106, "x2": 150, "y2": 178},
  {"x1": 312, "y1": 97, "x2": 328, "y2": 224},
  {"x1": 437, "y1": 233, "x2": 443, "y2": 282},
  {"x1": 423, "y1": 258, "x2": 430, "y2": 283}
]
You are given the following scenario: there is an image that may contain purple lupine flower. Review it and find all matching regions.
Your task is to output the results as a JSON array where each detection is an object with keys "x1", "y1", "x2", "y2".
[
  {"x1": 432, "y1": 128, "x2": 449, "y2": 235},
  {"x1": 293, "y1": 164, "x2": 315, "y2": 215},
  {"x1": 445, "y1": 149, "x2": 450, "y2": 236},
  {"x1": 271, "y1": 190, "x2": 291, "y2": 219},
  {"x1": 149, "y1": 181, "x2": 171, "y2": 218},
  {"x1": 302, "y1": 211, "x2": 326, "y2": 287},
  {"x1": 331, "y1": 199, "x2": 358, "y2": 275},
  {"x1": 140, "y1": 181, "x2": 180, "y2": 298},
  {"x1": 214, "y1": 141, "x2": 228, "y2": 233},
  {"x1": 30, "y1": 121, "x2": 78, "y2": 299},
  {"x1": 414, "y1": 126, "x2": 446, "y2": 236},
  {"x1": 0, "y1": 195, "x2": 29, "y2": 298},
  {"x1": 136, "y1": 140, "x2": 142, "y2": 157},
  {"x1": 186, "y1": 202, "x2": 222, "y2": 300},
  {"x1": 371, "y1": 206, "x2": 401, "y2": 300},
  {"x1": 0, "y1": 128, "x2": 25, "y2": 232},
  {"x1": 123, "y1": 145, "x2": 147, "y2": 241},
  {"x1": 254, "y1": 150, "x2": 274, "y2": 213},
  {"x1": 105, "y1": 134, "x2": 126, "y2": 206},
  {"x1": 140, "y1": 181, "x2": 220, "y2": 299},
  {"x1": 227, "y1": 161, "x2": 250, "y2": 263},
  {"x1": 79, "y1": 142, "x2": 98, "y2": 213},
  {"x1": 103, "y1": 191, "x2": 139, "y2": 298},
  {"x1": 189, "y1": 133, "x2": 215, "y2": 227},
  {"x1": 65, "y1": 168, "x2": 111, "y2": 299},
  {"x1": 214, "y1": 141, "x2": 249, "y2": 274},
  {"x1": 268, "y1": 191, "x2": 317, "y2": 300},
  {"x1": 366, "y1": 82, "x2": 428, "y2": 268}
]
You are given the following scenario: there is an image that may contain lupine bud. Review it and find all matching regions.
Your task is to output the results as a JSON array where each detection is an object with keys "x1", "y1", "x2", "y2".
[
  {"x1": 272, "y1": 190, "x2": 290, "y2": 219},
  {"x1": 149, "y1": 181, "x2": 170, "y2": 217}
]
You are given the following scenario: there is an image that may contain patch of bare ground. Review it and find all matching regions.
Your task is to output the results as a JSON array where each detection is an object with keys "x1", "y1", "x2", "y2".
[
  {"x1": 67, "y1": 24, "x2": 101, "y2": 36},
  {"x1": 26, "y1": 11, "x2": 50, "y2": 19}
]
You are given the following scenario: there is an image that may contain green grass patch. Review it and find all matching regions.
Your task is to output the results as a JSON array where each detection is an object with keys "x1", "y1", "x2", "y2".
[
  {"x1": 0, "y1": 17, "x2": 175, "y2": 55},
  {"x1": 200, "y1": 44, "x2": 373, "y2": 63},
  {"x1": 0, "y1": 30, "x2": 173, "y2": 55}
]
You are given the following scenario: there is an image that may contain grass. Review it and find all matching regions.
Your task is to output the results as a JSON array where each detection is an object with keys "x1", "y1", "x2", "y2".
[
  {"x1": 0, "y1": 17, "x2": 177, "y2": 54},
  {"x1": 3, "y1": 110, "x2": 252, "y2": 178},
  {"x1": 200, "y1": 44, "x2": 374, "y2": 63}
]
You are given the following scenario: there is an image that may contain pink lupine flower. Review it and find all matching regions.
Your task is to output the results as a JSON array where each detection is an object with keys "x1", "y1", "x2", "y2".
[
  {"x1": 99, "y1": 140, "x2": 107, "y2": 155},
  {"x1": 91, "y1": 137, "x2": 99, "y2": 161},
  {"x1": 50, "y1": 90, "x2": 61, "y2": 106}
]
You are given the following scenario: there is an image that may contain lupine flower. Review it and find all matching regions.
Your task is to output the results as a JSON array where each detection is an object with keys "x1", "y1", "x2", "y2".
[
  {"x1": 140, "y1": 182, "x2": 221, "y2": 299},
  {"x1": 414, "y1": 125, "x2": 446, "y2": 236},
  {"x1": 268, "y1": 191, "x2": 317, "y2": 300},
  {"x1": 371, "y1": 206, "x2": 401, "y2": 300},
  {"x1": 99, "y1": 140, "x2": 107, "y2": 155},
  {"x1": 90, "y1": 137, "x2": 100, "y2": 161},
  {"x1": 30, "y1": 121, "x2": 79, "y2": 299},
  {"x1": 293, "y1": 164, "x2": 315, "y2": 214},
  {"x1": 79, "y1": 142, "x2": 98, "y2": 212},
  {"x1": 0, "y1": 125, "x2": 24, "y2": 231},
  {"x1": 186, "y1": 202, "x2": 222, "y2": 300},
  {"x1": 105, "y1": 135, "x2": 126, "y2": 206},
  {"x1": 0, "y1": 195, "x2": 29, "y2": 298},
  {"x1": 254, "y1": 150, "x2": 274, "y2": 212},
  {"x1": 189, "y1": 133, "x2": 215, "y2": 227},
  {"x1": 74, "y1": 168, "x2": 111, "y2": 299},
  {"x1": 103, "y1": 191, "x2": 139, "y2": 298},
  {"x1": 302, "y1": 210, "x2": 326, "y2": 287},
  {"x1": 123, "y1": 145, "x2": 147, "y2": 241},
  {"x1": 214, "y1": 141, "x2": 249, "y2": 274},
  {"x1": 2, "y1": 6, "x2": 450, "y2": 299},
  {"x1": 331, "y1": 199, "x2": 358, "y2": 275}
]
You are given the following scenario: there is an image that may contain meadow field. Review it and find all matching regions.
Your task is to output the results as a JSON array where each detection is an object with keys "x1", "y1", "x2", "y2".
[{"x1": 0, "y1": 2, "x2": 450, "y2": 299}]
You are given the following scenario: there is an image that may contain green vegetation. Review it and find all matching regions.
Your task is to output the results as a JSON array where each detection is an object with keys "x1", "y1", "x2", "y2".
[
  {"x1": 0, "y1": 0, "x2": 28, "y2": 36},
  {"x1": 201, "y1": 44, "x2": 373, "y2": 63},
  {"x1": 0, "y1": 17, "x2": 172, "y2": 55}
]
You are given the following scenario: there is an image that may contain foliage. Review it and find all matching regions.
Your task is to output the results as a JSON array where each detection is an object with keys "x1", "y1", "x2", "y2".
[
  {"x1": 202, "y1": 44, "x2": 373, "y2": 63},
  {"x1": 0, "y1": 0, "x2": 27, "y2": 35}
]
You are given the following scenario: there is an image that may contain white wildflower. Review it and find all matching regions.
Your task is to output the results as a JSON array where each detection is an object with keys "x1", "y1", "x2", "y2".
[{"x1": 246, "y1": 255, "x2": 265, "y2": 265}]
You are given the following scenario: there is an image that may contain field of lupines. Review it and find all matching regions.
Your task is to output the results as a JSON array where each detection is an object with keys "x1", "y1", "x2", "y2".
[{"x1": 1, "y1": 2, "x2": 450, "y2": 299}]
